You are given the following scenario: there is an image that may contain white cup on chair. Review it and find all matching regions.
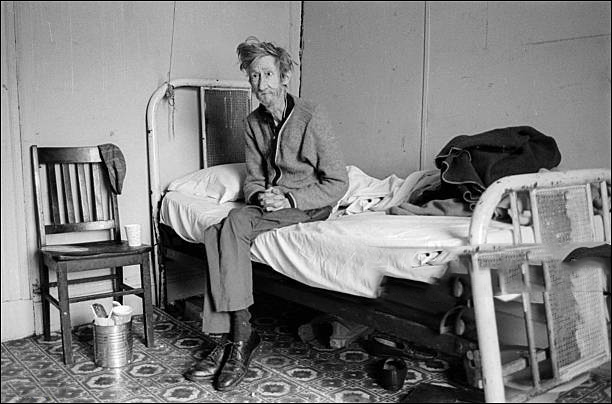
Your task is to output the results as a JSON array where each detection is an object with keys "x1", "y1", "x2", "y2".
[{"x1": 124, "y1": 224, "x2": 141, "y2": 247}]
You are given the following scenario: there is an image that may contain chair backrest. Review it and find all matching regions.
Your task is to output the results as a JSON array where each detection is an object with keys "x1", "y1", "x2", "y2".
[{"x1": 31, "y1": 145, "x2": 121, "y2": 247}]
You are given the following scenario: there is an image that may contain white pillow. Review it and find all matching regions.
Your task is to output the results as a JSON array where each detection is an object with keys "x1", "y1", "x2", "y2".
[{"x1": 167, "y1": 163, "x2": 246, "y2": 203}]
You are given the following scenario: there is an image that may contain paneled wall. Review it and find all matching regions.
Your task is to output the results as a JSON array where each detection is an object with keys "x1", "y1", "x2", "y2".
[
  {"x1": 301, "y1": 1, "x2": 611, "y2": 178},
  {"x1": 2, "y1": 1, "x2": 610, "y2": 341},
  {"x1": 301, "y1": 1, "x2": 426, "y2": 178},
  {"x1": 2, "y1": 2, "x2": 33, "y2": 342},
  {"x1": 1, "y1": 1, "x2": 301, "y2": 341},
  {"x1": 424, "y1": 1, "x2": 611, "y2": 171}
]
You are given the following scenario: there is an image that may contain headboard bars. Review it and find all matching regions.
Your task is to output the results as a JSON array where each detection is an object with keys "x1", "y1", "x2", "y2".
[{"x1": 145, "y1": 79, "x2": 252, "y2": 303}]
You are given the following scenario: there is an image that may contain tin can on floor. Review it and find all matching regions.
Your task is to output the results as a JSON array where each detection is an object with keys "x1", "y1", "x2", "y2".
[{"x1": 93, "y1": 320, "x2": 133, "y2": 368}]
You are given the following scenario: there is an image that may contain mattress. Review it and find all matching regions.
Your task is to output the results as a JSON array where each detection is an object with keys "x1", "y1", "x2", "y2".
[{"x1": 160, "y1": 191, "x2": 534, "y2": 298}]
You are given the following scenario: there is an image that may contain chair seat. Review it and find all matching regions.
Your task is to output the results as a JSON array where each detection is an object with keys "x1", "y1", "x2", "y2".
[{"x1": 41, "y1": 240, "x2": 151, "y2": 261}]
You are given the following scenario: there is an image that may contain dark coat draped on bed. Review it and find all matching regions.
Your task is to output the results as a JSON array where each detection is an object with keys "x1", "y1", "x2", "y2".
[{"x1": 392, "y1": 126, "x2": 562, "y2": 215}]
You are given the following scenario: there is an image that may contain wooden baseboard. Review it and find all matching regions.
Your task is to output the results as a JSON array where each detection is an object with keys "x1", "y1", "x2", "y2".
[{"x1": 1, "y1": 299, "x2": 35, "y2": 342}]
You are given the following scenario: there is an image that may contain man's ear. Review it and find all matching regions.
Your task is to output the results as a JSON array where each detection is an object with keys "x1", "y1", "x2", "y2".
[{"x1": 281, "y1": 70, "x2": 292, "y2": 86}]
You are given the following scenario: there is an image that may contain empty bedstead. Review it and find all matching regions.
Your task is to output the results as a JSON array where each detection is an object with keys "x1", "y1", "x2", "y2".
[{"x1": 146, "y1": 79, "x2": 610, "y2": 402}]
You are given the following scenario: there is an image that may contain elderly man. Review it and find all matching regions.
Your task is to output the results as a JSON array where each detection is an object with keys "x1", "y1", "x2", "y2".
[{"x1": 184, "y1": 36, "x2": 349, "y2": 392}]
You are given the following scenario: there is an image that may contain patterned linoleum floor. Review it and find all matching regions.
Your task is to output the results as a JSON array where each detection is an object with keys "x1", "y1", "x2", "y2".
[{"x1": 2, "y1": 295, "x2": 611, "y2": 403}]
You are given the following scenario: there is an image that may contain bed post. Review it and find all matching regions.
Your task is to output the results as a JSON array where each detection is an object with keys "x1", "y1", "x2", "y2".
[
  {"x1": 145, "y1": 79, "x2": 252, "y2": 307},
  {"x1": 467, "y1": 255, "x2": 506, "y2": 402},
  {"x1": 146, "y1": 81, "x2": 169, "y2": 306}
]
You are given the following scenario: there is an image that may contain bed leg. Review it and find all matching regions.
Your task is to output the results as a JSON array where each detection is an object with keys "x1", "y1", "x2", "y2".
[
  {"x1": 158, "y1": 261, "x2": 167, "y2": 309},
  {"x1": 470, "y1": 254, "x2": 506, "y2": 403}
]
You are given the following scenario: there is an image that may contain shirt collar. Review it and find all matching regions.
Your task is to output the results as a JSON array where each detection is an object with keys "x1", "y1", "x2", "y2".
[{"x1": 259, "y1": 93, "x2": 294, "y2": 126}]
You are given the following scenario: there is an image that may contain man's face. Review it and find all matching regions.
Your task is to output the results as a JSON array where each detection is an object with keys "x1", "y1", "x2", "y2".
[{"x1": 247, "y1": 55, "x2": 287, "y2": 108}]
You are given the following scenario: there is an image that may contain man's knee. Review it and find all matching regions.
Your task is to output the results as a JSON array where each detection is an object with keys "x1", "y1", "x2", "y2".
[{"x1": 226, "y1": 206, "x2": 260, "y2": 228}]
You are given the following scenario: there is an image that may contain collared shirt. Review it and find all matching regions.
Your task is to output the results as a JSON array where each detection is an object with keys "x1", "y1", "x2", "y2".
[{"x1": 260, "y1": 93, "x2": 295, "y2": 135}]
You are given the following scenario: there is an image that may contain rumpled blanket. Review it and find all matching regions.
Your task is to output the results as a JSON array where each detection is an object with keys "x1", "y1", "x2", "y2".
[
  {"x1": 386, "y1": 197, "x2": 471, "y2": 217},
  {"x1": 415, "y1": 126, "x2": 561, "y2": 209},
  {"x1": 385, "y1": 168, "x2": 473, "y2": 217},
  {"x1": 331, "y1": 166, "x2": 439, "y2": 217},
  {"x1": 98, "y1": 143, "x2": 126, "y2": 194}
]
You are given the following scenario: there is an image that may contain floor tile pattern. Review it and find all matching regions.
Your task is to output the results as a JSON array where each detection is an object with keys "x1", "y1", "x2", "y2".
[{"x1": 2, "y1": 296, "x2": 610, "y2": 403}]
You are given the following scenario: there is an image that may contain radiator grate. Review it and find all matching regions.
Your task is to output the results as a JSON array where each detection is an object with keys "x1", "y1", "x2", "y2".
[{"x1": 203, "y1": 89, "x2": 250, "y2": 167}]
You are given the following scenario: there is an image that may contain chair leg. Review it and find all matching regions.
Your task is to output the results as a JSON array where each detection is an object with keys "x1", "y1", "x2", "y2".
[
  {"x1": 113, "y1": 266, "x2": 125, "y2": 305},
  {"x1": 56, "y1": 263, "x2": 74, "y2": 365},
  {"x1": 140, "y1": 253, "x2": 155, "y2": 348},
  {"x1": 40, "y1": 262, "x2": 52, "y2": 341}
]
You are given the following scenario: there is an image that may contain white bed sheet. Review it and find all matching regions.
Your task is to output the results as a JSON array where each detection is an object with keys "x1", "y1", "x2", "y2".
[
  {"x1": 160, "y1": 191, "x2": 532, "y2": 298},
  {"x1": 160, "y1": 192, "x2": 242, "y2": 242}
]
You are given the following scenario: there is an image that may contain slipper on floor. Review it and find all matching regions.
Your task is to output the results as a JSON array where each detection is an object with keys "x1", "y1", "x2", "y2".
[{"x1": 298, "y1": 314, "x2": 371, "y2": 349}]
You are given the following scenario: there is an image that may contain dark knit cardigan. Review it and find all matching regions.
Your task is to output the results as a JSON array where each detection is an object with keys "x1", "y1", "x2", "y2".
[{"x1": 243, "y1": 94, "x2": 348, "y2": 211}]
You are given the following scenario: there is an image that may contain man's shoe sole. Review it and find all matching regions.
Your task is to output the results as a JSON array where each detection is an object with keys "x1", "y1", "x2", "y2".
[{"x1": 184, "y1": 371, "x2": 215, "y2": 382}]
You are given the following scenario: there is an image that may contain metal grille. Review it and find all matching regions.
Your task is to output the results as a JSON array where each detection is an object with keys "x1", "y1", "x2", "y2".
[
  {"x1": 547, "y1": 261, "x2": 607, "y2": 373},
  {"x1": 535, "y1": 186, "x2": 593, "y2": 244},
  {"x1": 497, "y1": 266, "x2": 525, "y2": 294},
  {"x1": 478, "y1": 250, "x2": 527, "y2": 294},
  {"x1": 203, "y1": 89, "x2": 250, "y2": 167},
  {"x1": 478, "y1": 249, "x2": 528, "y2": 269},
  {"x1": 547, "y1": 260, "x2": 580, "y2": 368}
]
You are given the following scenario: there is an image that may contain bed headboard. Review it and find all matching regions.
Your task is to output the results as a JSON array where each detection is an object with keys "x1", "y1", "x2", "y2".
[
  {"x1": 147, "y1": 79, "x2": 252, "y2": 211},
  {"x1": 145, "y1": 79, "x2": 253, "y2": 303}
]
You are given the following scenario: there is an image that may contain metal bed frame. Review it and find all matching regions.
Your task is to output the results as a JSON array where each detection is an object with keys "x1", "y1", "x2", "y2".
[{"x1": 146, "y1": 79, "x2": 611, "y2": 402}]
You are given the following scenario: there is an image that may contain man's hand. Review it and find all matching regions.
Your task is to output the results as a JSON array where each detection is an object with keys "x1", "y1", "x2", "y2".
[{"x1": 258, "y1": 187, "x2": 291, "y2": 212}]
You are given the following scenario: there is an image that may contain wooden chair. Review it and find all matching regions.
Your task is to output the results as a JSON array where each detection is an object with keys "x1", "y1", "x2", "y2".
[{"x1": 31, "y1": 145, "x2": 155, "y2": 365}]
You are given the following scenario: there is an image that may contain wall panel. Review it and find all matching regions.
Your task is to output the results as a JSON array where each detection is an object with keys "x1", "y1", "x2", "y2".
[
  {"x1": 301, "y1": 1, "x2": 611, "y2": 175},
  {"x1": 2, "y1": 1, "x2": 33, "y2": 342},
  {"x1": 6, "y1": 1, "x2": 300, "y2": 337},
  {"x1": 424, "y1": 1, "x2": 611, "y2": 171},
  {"x1": 301, "y1": 1, "x2": 425, "y2": 178}
]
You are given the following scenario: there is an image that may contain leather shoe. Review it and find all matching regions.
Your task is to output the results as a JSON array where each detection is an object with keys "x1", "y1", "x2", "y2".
[
  {"x1": 184, "y1": 340, "x2": 229, "y2": 382},
  {"x1": 214, "y1": 331, "x2": 261, "y2": 391},
  {"x1": 378, "y1": 357, "x2": 407, "y2": 391}
]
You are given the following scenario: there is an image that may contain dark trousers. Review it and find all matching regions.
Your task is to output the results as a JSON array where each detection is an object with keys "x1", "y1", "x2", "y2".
[{"x1": 201, "y1": 205, "x2": 331, "y2": 333}]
